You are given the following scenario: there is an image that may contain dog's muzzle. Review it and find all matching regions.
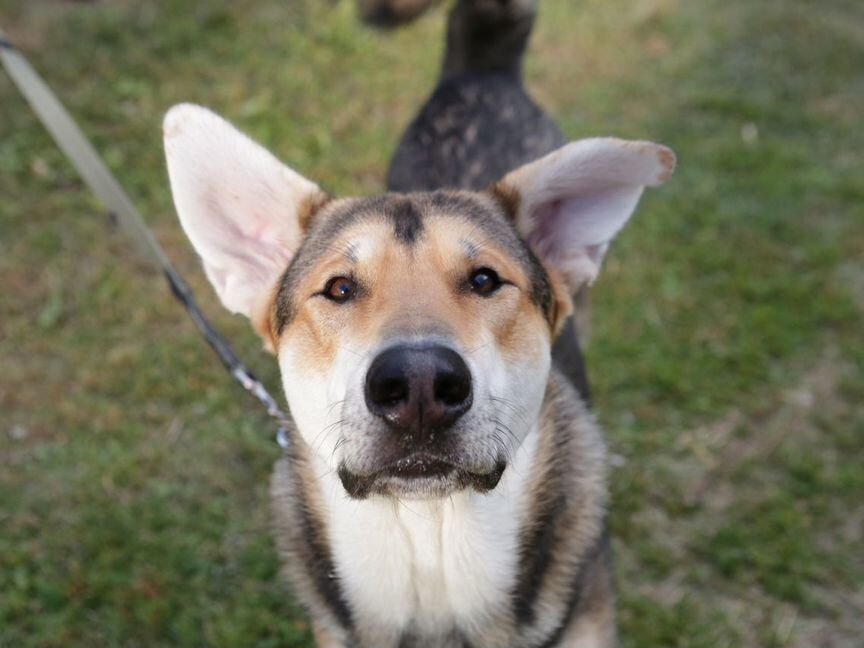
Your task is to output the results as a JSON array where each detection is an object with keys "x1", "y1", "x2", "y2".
[{"x1": 336, "y1": 344, "x2": 505, "y2": 499}]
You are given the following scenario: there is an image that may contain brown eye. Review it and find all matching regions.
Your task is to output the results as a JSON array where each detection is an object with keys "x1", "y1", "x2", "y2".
[
  {"x1": 469, "y1": 267, "x2": 502, "y2": 296},
  {"x1": 324, "y1": 276, "x2": 357, "y2": 303}
]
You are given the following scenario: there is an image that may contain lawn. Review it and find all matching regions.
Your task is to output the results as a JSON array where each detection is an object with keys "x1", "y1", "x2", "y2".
[{"x1": 1, "y1": 0, "x2": 862, "y2": 646}]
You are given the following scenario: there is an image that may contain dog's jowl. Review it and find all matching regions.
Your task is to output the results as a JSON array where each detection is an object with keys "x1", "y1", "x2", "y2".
[{"x1": 163, "y1": 1, "x2": 674, "y2": 646}]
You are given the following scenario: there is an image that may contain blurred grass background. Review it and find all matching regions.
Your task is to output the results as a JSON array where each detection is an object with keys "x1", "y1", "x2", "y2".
[{"x1": 0, "y1": 0, "x2": 862, "y2": 646}]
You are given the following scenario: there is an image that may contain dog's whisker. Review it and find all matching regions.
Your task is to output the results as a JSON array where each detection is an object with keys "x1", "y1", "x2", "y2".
[
  {"x1": 331, "y1": 435, "x2": 348, "y2": 462},
  {"x1": 464, "y1": 341, "x2": 492, "y2": 355},
  {"x1": 491, "y1": 415, "x2": 521, "y2": 448},
  {"x1": 326, "y1": 398, "x2": 347, "y2": 415},
  {"x1": 310, "y1": 418, "x2": 346, "y2": 455},
  {"x1": 492, "y1": 427, "x2": 515, "y2": 462},
  {"x1": 313, "y1": 466, "x2": 338, "y2": 482},
  {"x1": 489, "y1": 395, "x2": 530, "y2": 426}
]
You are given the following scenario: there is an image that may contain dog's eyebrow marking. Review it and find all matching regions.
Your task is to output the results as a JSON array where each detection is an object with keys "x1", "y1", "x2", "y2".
[
  {"x1": 389, "y1": 198, "x2": 424, "y2": 245},
  {"x1": 342, "y1": 242, "x2": 359, "y2": 263},
  {"x1": 462, "y1": 239, "x2": 478, "y2": 260},
  {"x1": 426, "y1": 191, "x2": 556, "y2": 323}
]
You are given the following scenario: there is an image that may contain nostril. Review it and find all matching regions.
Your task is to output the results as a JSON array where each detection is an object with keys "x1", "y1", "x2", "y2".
[
  {"x1": 435, "y1": 373, "x2": 471, "y2": 406},
  {"x1": 376, "y1": 377, "x2": 408, "y2": 406},
  {"x1": 365, "y1": 348, "x2": 412, "y2": 417},
  {"x1": 431, "y1": 347, "x2": 472, "y2": 415}
]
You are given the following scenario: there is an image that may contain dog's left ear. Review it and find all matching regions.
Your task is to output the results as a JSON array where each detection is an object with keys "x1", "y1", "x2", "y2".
[
  {"x1": 493, "y1": 138, "x2": 675, "y2": 293},
  {"x1": 163, "y1": 103, "x2": 327, "y2": 319}
]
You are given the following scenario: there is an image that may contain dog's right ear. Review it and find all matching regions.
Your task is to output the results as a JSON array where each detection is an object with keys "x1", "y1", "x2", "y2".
[{"x1": 164, "y1": 103, "x2": 327, "y2": 319}]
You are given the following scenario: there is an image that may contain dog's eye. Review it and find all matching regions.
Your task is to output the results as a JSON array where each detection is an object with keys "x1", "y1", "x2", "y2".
[
  {"x1": 469, "y1": 268, "x2": 502, "y2": 296},
  {"x1": 324, "y1": 276, "x2": 357, "y2": 303}
]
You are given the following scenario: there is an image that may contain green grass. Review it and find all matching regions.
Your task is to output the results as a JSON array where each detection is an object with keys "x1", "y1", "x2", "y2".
[{"x1": 1, "y1": 0, "x2": 862, "y2": 646}]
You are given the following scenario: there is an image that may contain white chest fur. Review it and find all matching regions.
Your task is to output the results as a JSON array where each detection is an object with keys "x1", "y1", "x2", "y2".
[{"x1": 315, "y1": 429, "x2": 539, "y2": 645}]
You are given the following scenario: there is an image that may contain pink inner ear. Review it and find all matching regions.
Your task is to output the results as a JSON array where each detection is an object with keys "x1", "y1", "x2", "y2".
[{"x1": 526, "y1": 187, "x2": 642, "y2": 270}]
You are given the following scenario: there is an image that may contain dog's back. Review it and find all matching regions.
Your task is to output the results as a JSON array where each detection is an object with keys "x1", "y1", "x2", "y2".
[
  {"x1": 387, "y1": 0, "x2": 591, "y2": 399},
  {"x1": 387, "y1": 0, "x2": 563, "y2": 191}
]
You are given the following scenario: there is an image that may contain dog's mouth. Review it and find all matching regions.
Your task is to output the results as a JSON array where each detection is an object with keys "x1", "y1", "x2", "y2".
[{"x1": 337, "y1": 453, "x2": 506, "y2": 499}]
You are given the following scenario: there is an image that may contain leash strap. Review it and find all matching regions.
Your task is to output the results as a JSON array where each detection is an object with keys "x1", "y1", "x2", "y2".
[{"x1": 0, "y1": 27, "x2": 291, "y2": 448}]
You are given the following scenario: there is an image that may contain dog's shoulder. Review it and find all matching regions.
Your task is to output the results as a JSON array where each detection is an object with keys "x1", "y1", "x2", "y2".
[
  {"x1": 271, "y1": 442, "x2": 355, "y2": 645},
  {"x1": 505, "y1": 369, "x2": 613, "y2": 646}
]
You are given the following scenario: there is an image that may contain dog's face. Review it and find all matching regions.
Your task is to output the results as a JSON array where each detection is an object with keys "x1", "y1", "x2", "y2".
[
  {"x1": 273, "y1": 192, "x2": 557, "y2": 498},
  {"x1": 164, "y1": 104, "x2": 674, "y2": 499}
]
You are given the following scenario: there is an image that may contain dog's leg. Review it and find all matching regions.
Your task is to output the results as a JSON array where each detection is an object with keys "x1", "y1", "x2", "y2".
[
  {"x1": 556, "y1": 540, "x2": 616, "y2": 648},
  {"x1": 559, "y1": 615, "x2": 616, "y2": 648},
  {"x1": 312, "y1": 623, "x2": 348, "y2": 648}
]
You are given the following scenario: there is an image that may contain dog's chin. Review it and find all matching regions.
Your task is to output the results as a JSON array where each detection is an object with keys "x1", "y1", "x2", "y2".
[{"x1": 337, "y1": 454, "x2": 507, "y2": 500}]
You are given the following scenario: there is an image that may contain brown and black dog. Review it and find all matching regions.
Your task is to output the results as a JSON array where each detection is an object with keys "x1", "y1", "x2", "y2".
[{"x1": 163, "y1": 1, "x2": 674, "y2": 646}]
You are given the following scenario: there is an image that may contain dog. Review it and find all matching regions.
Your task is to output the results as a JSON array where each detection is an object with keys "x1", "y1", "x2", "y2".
[{"x1": 162, "y1": 1, "x2": 674, "y2": 646}]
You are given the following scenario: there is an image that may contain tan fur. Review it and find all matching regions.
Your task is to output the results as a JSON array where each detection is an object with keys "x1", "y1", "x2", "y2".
[
  {"x1": 298, "y1": 191, "x2": 333, "y2": 234},
  {"x1": 252, "y1": 280, "x2": 281, "y2": 353},
  {"x1": 544, "y1": 267, "x2": 576, "y2": 338},
  {"x1": 488, "y1": 180, "x2": 522, "y2": 223},
  {"x1": 274, "y1": 214, "x2": 551, "y2": 373},
  {"x1": 312, "y1": 625, "x2": 344, "y2": 648}
]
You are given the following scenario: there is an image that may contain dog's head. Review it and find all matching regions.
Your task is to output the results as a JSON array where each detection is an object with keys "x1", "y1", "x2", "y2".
[{"x1": 164, "y1": 104, "x2": 674, "y2": 499}]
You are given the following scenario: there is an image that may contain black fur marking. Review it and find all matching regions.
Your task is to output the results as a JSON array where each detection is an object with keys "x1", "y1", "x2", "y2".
[
  {"x1": 512, "y1": 492, "x2": 567, "y2": 625},
  {"x1": 513, "y1": 378, "x2": 573, "y2": 626},
  {"x1": 337, "y1": 464, "x2": 374, "y2": 500},
  {"x1": 389, "y1": 198, "x2": 424, "y2": 244},
  {"x1": 293, "y1": 461, "x2": 354, "y2": 630},
  {"x1": 551, "y1": 317, "x2": 591, "y2": 404}
]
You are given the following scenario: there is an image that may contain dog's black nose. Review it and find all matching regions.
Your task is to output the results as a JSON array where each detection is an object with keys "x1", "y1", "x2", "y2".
[{"x1": 365, "y1": 345, "x2": 472, "y2": 435}]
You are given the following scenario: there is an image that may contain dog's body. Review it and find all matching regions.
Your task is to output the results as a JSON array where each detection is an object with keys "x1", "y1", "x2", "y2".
[{"x1": 163, "y1": 2, "x2": 674, "y2": 646}]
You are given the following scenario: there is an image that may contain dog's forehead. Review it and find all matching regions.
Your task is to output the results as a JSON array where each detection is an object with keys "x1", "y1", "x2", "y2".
[
  {"x1": 273, "y1": 191, "x2": 553, "y2": 333},
  {"x1": 312, "y1": 191, "x2": 520, "y2": 250}
]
